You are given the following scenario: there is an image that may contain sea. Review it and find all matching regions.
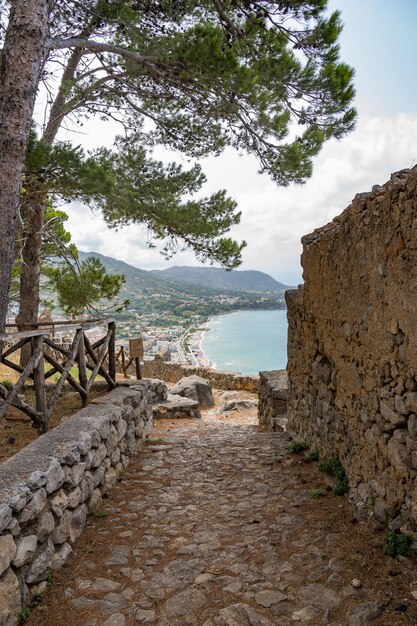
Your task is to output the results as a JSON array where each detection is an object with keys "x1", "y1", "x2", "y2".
[{"x1": 201, "y1": 309, "x2": 288, "y2": 375}]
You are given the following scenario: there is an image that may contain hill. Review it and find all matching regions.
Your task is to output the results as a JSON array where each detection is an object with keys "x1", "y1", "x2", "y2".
[
  {"x1": 79, "y1": 252, "x2": 289, "y2": 294},
  {"x1": 78, "y1": 251, "x2": 288, "y2": 335},
  {"x1": 149, "y1": 265, "x2": 288, "y2": 292}
]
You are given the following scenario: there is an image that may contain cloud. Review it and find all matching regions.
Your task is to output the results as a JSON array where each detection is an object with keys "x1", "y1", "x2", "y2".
[{"x1": 63, "y1": 111, "x2": 417, "y2": 285}]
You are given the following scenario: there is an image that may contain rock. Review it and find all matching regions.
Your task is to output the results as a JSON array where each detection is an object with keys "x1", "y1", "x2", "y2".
[
  {"x1": 347, "y1": 601, "x2": 380, "y2": 626},
  {"x1": 52, "y1": 542, "x2": 73, "y2": 571},
  {"x1": 0, "y1": 568, "x2": 21, "y2": 625},
  {"x1": 36, "y1": 511, "x2": 55, "y2": 543},
  {"x1": 69, "y1": 504, "x2": 87, "y2": 542},
  {"x1": 97, "y1": 591, "x2": 128, "y2": 615},
  {"x1": 72, "y1": 463, "x2": 86, "y2": 487},
  {"x1": 217, "y1": 603, "x2": 273, "y2": 626},
  {"x1": 292, "y1": 607, "x2": 315, "y2": 622},
  {"x1": 405, "y1": 392, "x2": 417, "y2": 414},
  {"x1": 25, "y1": 538, "x2": 55, "y2": 584},
  {"x1": 0, "y1": 506, "x2": 12, "y2": 534},
  {"x1": 67, "y1": 487, "x2": 82, "y2": 509},
  {"x1": 46, "y1": 458, "x2": 66, "y2": 494},
  {"x1": 52, "y1": 510, "x2": 72, "y2": 544},
  {"x1": 379, "y1": 401, "x2": 406, "y2": 427},
  {"x1": 351, "y1": 579, "x2": 362, "y2": 589},
  {"x1": 29, "y1": 580, "x2": 48, "y2": 600},
  {"x1": 106, "y1": 545, "x2": 130, "y2": 566},
  {"x1": 195, "y1": 573, "x2": 214, "y2": 584},
  {"x1": 298, "y1": 584, "x2": 340, "y2": 608},
  {"x1": 163, "y1": 589, "x2": 206, "y2": 617},
  {"x1": 154, "y1": 394, "x2": 201, "y2": 420},
  {"x1": 19, "y1": 489, "x2": 47, "y2": 524},
  {"x1": 50, "y1": 489, "x2": 69, "y2": 517},
  {"x1": 254, "y1": 590, "x2": 287, "y2": 607},
  {"x1": 134, "y1": 609, "x2": 156, "y2": 623},
  {"x1": 78, "y1": 431, "x2": 92, "y2": 455},
  {"x1": 91, "y1": 578, "x2": 121, "y2": 592},
  {"x1": 0, "y1": 535, "x2": 16, "y2": 576},
  {"x1": 171, "y1": 376, "x2": 215, "y2": 408},
  {"x1": 27, "y1": 471, "x2": 47, "y2": 490},
  {"x1": 9, "y1": 489, "x2": 30, "y2": 513},
  {"x1": 102, "y1": 614, "x2": 126, "y2": 626},
  {"x1": 222, "y1": 400, "x2": 258, "y2": 412},
  {"x1": 12, "y1": 535, "x2": 37, "y2": 568}
]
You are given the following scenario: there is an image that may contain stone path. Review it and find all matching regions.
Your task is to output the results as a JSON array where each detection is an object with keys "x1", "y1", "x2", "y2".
[{"x1": 28, "y1": 401, "x2": 417, "y2": 626}]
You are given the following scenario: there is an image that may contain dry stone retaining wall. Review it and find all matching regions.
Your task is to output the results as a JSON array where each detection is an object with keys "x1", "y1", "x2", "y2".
[
  {"x1": 140, "y1": 356, "x2": 259, "y2": 393},
  {"x1": 0, "y1": 379, "x2": 167, "y2": 625},
  {"x1": 258, "y1": 370, "x2": 288, "y2": 431},
  {"x1": 286, "y1": 166, "x2": 417, "y2": 531}
]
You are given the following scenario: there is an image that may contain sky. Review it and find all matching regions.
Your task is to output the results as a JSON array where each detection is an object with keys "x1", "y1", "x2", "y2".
[{"x1": 59, "y1": 1, "x2": 417, "y2": 286}]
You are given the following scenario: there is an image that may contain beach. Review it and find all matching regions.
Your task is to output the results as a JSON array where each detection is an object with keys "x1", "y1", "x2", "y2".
[{"x1": 187, "y1": 309, "x2": 288, "y2": 375}]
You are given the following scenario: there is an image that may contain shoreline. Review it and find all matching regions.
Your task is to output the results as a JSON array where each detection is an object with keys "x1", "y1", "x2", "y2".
[
  {"x1": 186, "y1": 307, "x2": 286, "y2": 369},
  {"x1": 185, "y1": 307, "x2": 288, "y2": 373},
  {"x1": 186, "y1": 318, "x2": 214, "y2": 368}
]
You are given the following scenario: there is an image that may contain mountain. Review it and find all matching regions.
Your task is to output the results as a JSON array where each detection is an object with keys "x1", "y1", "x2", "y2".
[
  {"x1": 79, "y1": 252, "x2": 289, "y2": 294},
  {"x1": 149, "y1": 266, "x2": 289, "y2": 292},
  {"x1": 78, "y1": 251, "x2": 288, "y2": 332}
]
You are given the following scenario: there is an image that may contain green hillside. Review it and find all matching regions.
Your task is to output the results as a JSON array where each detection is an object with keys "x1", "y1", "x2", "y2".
[
  {"x1": 78, "y1": 251, "x2": 287, "y2": 330},
  {"x1": 149, "y1": 265, "x2": 289, "y2": 292}
]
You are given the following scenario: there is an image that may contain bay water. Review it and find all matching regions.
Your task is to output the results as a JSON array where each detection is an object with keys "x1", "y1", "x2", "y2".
[{"x1": 201, "y1": 309, "x2": 288, "y2": 375}]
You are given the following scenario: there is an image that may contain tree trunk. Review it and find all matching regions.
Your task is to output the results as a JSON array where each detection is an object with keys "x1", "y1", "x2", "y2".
[
  {"x1": 15, "y1": 180, "x2": 47, "y2": 366},
  {"x1": 0, "y1": 0, "x2": 49, "y2": 337},
  {"x1": 16, "y1": 43, "x2": 88, "y2": 338},
  {"x1": 15, "y1": 181, "x2": 46, "y2": 328}
]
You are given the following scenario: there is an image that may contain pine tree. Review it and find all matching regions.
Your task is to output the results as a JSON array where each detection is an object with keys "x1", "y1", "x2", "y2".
[{"x1": 1, "y1": 0, "x2": 356, "y2": 333}]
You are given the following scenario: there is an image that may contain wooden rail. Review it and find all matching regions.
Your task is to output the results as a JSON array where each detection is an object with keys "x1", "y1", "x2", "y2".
[
  {"x1": 0, "y1": 319, "x2": 116, "y2": 433},
  {"x1": 115, "y1": 344, "x2": 142, "y2": 379}
]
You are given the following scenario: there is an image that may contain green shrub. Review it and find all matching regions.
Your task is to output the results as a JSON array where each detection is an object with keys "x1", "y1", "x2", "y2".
[
  {"x1": 384, "y1": 530, "x2": 411, "y2": 556},
  {"x1": 317, "y1": 456, "x2": 349, "y2": 495},
  {"x1": 288, "y1": 440, "x2": 308, "y2": 453},
  {"x1": 18, "y1": 608, "x2": 30, "y2": 624},
  {"x1": 306, "y1": 450, "x2": 320, "y2": 462},
  {"x1": 0, "y1": 379, "x2": 13, "y2": 392},
  {"x1": 311, "y1": 487, "x2": 326, "y2": 498}
]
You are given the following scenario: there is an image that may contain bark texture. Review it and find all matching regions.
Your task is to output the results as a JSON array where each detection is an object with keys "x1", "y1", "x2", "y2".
[
  {"x1": 15, "y1": 181, "x2": 45, "y2": 331},
  {"x1": 0, "y1": 0, "x2": 50, "y2": 335},
  {"x1": 17, "y1": 43, "x2": 87, "y2": 333}
]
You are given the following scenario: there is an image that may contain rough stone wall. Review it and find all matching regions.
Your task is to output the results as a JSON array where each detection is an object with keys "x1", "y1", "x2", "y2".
[
  {"x1": 0, "y1": 379, "x2": 167, "y2": 624},
  {"x1": 139, "y1": 357, "x2": 259, "y2": 393},
  {"x1": 287, "y1": 167, "x2": 417, "y2": 531},
  {"x1": 258, "y1": 370, "x2": 288, "y2": 431}
]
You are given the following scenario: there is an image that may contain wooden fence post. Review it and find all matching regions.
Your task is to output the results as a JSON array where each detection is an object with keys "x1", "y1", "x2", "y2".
[
  {"x1": 108, "y1": 321, "x2": 116, "y2": 385},
  {"x1": 78, "y1": 333, "x2": 88, "y2": 405},
  {"x1": 32, "y1": 334, "x2": 47, "y2": 434}
]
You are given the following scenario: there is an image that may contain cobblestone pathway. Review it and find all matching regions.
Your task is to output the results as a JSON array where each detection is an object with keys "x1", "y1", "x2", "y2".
[{"x1": 28, "y1": 404, "x2": 417, "y2": 626}]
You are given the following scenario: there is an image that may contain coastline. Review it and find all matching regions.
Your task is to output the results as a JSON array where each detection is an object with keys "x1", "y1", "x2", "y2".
[
  {"x1": 186, "y1": 318, "x2": 214, "y2": 368},
  {"x1": 185, "y1": 308, "x2": 288, "y2": 375}
]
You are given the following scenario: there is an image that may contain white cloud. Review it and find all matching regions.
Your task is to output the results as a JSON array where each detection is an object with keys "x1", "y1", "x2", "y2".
[{"x1": 63, "y1": 111, "x2": 417, "y2": 286}]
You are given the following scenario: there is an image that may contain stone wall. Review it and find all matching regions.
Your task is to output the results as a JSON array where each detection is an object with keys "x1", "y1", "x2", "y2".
[
  {"x1": 139, "y1": 356, "x2": 259, "y2": 393},
  {"x1": 0, "y1": 379, "x2": 167, "y2": 625},
  {"x1": 258, "y1": 370, "x2": 288, "y2": 431},
  {"x1": 286, "y1": 166, "x2": 417, "y2": 530}
]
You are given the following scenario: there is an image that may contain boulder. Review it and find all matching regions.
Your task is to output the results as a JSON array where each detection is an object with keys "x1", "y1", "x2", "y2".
[
  {"x1": 221, "y1": 399, "x2": 258, "y2": 413},
  {"x1": 154, "y1": 394, "x2": 201, "y2": 419},
  {"x1": 171, "y1": 376, "x2": 214, "y2": 408}
]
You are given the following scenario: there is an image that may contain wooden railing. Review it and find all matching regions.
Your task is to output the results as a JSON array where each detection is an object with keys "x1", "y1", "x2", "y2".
[
  {"x1": 0, "y1": 318, "x2": 116, "y2": 433},
  {"x1": 115, "y1": 344, "x2": 142, "y2": 379}
]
